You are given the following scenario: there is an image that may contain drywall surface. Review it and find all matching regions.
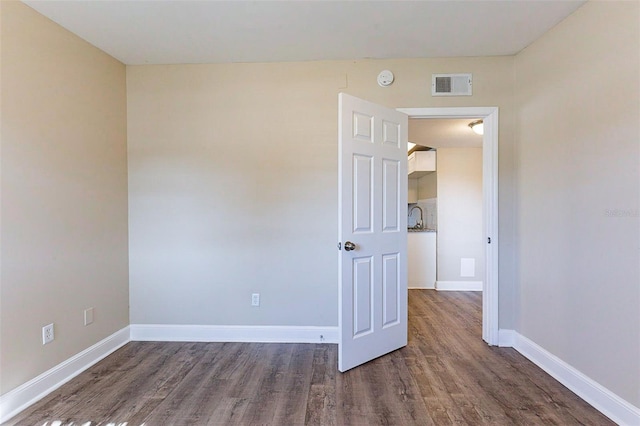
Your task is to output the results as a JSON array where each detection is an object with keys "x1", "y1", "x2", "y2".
[
  {"x1": 0, "y1": 2, "x2": 129, "y2": 395},
  {"x1": 515, "y1": 1, "x2": 639, "y2": 406},
  {"x1": 436, "y1": 148, "x2": 483, "y2": 282},
  {"x1": 417, "y1": 173, "x2": 437, "y2": 200},
  {"x1": 127, "y1": 56, "x2": 517, "y2": 327}
]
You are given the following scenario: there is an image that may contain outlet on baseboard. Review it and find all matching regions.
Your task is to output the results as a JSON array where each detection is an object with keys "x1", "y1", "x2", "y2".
[
  {"x1": 42, "y1": 323, "x2": 54, "y2": 345},
  {"x1": 251, "y1": 293, "x2": 260, "y2": 307},
  {"x1": 84, "y1": 307, "x2": 94, "y2": 326}
]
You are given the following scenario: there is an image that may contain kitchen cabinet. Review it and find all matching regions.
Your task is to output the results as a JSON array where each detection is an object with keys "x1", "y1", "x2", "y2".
[
  {"x1": 408, "y1": 151, "x2": 436, "y2": 178},
  {"x1": 408, "y1": 231, "x2": 436, "y2": 289}
]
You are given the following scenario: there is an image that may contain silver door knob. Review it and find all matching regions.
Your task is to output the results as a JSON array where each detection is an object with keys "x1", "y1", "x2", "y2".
[{"x1": 344, "y1": 241, "x2": 356, "y2": 251}]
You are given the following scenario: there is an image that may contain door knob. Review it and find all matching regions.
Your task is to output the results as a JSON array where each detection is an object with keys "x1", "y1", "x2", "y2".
[{"x1": 344, "y1": 241, "x2": 356, "y2": 251}]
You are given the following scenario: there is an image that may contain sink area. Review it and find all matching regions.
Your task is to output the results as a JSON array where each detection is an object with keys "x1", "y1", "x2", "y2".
[
  {"x1": 408, "y1": 227, "x2": 436, "y2": 232},
  {"x1": 408, "y1": 199, "x2": 437, "y2": 232}
]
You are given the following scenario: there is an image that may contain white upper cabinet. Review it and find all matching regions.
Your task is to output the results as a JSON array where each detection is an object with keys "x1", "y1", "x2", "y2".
[{"x1": 408, "y1": 151, "x2": 436, "y2": 177}]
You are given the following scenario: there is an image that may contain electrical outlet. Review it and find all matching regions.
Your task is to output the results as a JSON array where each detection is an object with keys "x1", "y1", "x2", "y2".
[
  {"x1": 42, "y1": 323, "x2": 54, "y2": 345},
  {"x1": 251, "y1": 293, "x2": 260, "y2": 307},
  {"x1": 84, "y1": 307, "x2": 94, "y2": 326}
]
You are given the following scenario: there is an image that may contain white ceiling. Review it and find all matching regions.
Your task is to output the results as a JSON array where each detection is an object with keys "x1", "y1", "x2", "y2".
[{"x1": 23, "y1": 0, "x2": 585, "y2": 65}]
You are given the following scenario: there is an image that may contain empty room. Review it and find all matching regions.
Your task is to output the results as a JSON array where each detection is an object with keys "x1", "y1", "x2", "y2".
[{"x1": 1, "y1": 1, "x2": 638, "y2": 425}]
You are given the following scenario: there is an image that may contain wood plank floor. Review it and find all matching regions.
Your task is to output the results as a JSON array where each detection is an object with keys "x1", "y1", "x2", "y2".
[{"x1": 5, "y1": 290, "x2": 613, "y2": 425}]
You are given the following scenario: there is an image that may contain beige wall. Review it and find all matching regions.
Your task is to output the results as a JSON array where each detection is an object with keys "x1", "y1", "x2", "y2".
[
  {"x1": 0, "y1": 2, "x2": 129, "y2": 395},
  {"x1": 515, "y1": 1, "x2": 639, "y2": 406},
  {"x1": 127, "y1": 56, "x2": 517, "y2": 326},
  {"x1": 417, "y1": 173, "x2": 437, "y2": 200},
  {"x1": 435, "y1": 148, "x2": 484, "y2": 282},
  {"x1": 2, "y1": 0, "x2": 637, "y2": 415},
  {"x1": 408, "y1": 178, "x2": 418, "y2": 203}
]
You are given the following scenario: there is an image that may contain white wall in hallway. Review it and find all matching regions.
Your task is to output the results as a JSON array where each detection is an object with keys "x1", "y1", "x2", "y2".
[{"x1": 436, "y1": 147, "x2": 484, "y2": 283}]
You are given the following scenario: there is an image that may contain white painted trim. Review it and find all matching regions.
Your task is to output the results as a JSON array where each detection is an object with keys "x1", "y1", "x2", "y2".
[
  {"x1": 408, "y1": 286, "x2": 436, "y2": 290},
  {"x1": 398, "y1": 106, "x2": 499, "y2": 346},
  {"x1": 481, "y1": 109, "x2": 499, "y2": 346},
  {"x1": 498, "y1": 328, "x2": 515, "y2": 347},
  {"x1": 435, "y1": 281, "x2": 483, "y2": 291},
  {"x1": 130, "y1": 324, "x2": 339, "y2": 344},
  {"x1": 398, "y1": 107, "x2": 499, "y2": 118},
  {"x1": 0, "y1": 327, "x2": 130, "y2": 424},
  {"x1": 502, "y1": 330, "x2": 640, "y2": 426}
]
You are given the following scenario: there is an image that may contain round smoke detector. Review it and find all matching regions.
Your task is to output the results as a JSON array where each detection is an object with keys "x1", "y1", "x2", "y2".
[{"x1": 377, "y1": 70, "x2": 395, "y2": 87}]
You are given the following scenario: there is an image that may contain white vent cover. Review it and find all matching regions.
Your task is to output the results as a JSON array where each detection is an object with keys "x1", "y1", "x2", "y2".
[{"x1": 431, "y1": 73, "x2": 472, "y2": 96}]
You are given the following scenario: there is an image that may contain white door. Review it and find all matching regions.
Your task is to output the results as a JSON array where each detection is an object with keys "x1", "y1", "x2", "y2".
[{"x1": 338, "y1": 93, "x2": 408, "y2": 372}]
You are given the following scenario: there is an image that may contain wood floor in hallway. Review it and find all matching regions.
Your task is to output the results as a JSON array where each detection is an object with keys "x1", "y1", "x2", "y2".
[{"x1": 4, "y1": 290, "x2": 613, "y2": 425}]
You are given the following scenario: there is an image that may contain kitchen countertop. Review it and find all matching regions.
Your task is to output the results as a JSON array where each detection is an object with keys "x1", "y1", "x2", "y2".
[{"x1": 407, "y1": 228, "x2": 437, "y2": 233}]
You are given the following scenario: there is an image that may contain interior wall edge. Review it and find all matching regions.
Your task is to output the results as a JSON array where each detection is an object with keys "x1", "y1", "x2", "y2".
[
  {"x1": 511, "y1": 330, "x2": 640, "y2": 426},
  {"x1": 0, "y1": 327, "x2": 130, "y2": 424}
]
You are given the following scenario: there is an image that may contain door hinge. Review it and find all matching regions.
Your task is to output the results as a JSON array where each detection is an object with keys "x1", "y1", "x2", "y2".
[
  {"x1": 337, "y1": 242, "x2": 342, "y2": 250},
  {"x1": 487, "y1": 237, "x2": 491, "y2": 244}
]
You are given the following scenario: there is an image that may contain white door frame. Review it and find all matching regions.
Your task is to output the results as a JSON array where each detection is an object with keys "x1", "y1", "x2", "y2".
[{"x1": 397, "y1": 107, "x2": 499, "y2": 345}]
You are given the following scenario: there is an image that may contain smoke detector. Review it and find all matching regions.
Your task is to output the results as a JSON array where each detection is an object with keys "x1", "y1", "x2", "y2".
[{"x1": 377, "y1": 70, "x2": 395, "y2": 87}]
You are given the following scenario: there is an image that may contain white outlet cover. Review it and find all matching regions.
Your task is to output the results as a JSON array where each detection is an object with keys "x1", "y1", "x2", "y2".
[
  {"x1": 42, "y1": 323, "x2": 54, "y2": 345},
  {"x1": 251, "y1": 293, "x2": 260, "y2": 306},
  {"x1": 84, "y1": 307, "x2": 94, "y2": 326}
]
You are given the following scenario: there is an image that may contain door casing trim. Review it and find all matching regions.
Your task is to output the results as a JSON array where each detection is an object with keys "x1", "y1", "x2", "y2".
[{"x1": 397, "y1": 107, "x2": 499, "y2": 345}]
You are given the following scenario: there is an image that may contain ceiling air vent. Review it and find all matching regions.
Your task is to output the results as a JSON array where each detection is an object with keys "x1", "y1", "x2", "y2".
[{"x1": 431, "y1": 73, "x2": 472, "y2": 96}]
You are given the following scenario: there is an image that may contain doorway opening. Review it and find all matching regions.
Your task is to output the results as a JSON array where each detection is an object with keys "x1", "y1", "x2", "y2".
[
  {"x1": 398, "y1": 107, "x2": 499, "y2": 345},
  {"x1": 407, "y1": 118, "x2": 483, "y2": 293}
]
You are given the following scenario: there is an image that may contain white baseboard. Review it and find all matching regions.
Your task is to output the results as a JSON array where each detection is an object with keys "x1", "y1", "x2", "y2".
[
  {"x1": 4, "y1": 324, "x2": 635, "y2": 425},
  {"x1": 0, "y1": 324, "x2": 337, "y2": 422},
  {"x1": 408, "y1": 286, "x2": 435, "y2": 290},
  {"x1": 500, "y1": 329, "x2": 640, "y2": 426},
  {"x1": 0, "y1": 326, "x2": 130, "y2": 424},
  {"x1": 130, "y1": 324, "x2": 339, "y2": 344},
  {"x1": 435, "y1": 280, "x2": 483, "y2": 291},
  {"x1": 498, "y1": 328, "x2": 515, "y2": 347}
]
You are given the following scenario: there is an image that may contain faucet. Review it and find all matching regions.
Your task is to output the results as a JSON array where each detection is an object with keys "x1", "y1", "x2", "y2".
[{"x1": 409, "y1": 205, "x2": 424, "y2": 229}]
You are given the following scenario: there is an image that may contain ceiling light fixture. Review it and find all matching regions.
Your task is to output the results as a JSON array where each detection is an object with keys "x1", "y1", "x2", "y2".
[{"x1": 468, "y1": 120, "x2": 484, "y2": 135}]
